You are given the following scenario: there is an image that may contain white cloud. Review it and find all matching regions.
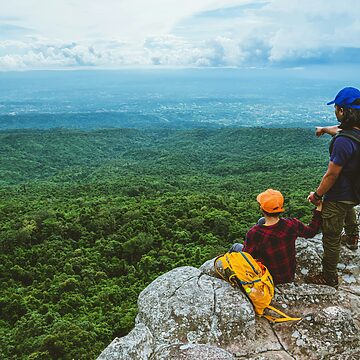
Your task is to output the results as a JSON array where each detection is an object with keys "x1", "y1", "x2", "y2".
[
  {"x1": 0, "y1": 36, "x2": 155, "y2": 69},
  {"x1": 241, "y1": 0, "x2": 360, "y2": 63},
  {"x1": 0, "y1": 0, "x2": 360, "y2": 69},
  {"x1": 0, "y1": 0, "x2": 237, "y2": 42}
]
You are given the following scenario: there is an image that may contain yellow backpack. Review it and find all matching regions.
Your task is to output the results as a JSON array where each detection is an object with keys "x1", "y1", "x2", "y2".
[{"x1": 214, "y1": 251, "x2": 301, "y2": 323}]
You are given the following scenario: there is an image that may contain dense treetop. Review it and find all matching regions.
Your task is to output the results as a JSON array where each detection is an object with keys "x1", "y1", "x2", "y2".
[{"x1": 0, "y1": 127, "x2": 329, "y2": 359}]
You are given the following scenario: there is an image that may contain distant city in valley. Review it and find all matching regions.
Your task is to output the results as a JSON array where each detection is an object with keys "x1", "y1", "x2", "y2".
[{"x1": 0, "y1": 66, "x2": 358, "y2": 130}]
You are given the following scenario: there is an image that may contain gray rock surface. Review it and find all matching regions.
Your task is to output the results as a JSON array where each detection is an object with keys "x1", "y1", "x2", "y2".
[
  {"x1": 98, "y1": 232, "x2": 360, "y2": 360},
  {"x1": 153, "y1": 343, "x2": 235, "y2": 360},
  {"x1": 236, "y1": 351, "x2": 295, "y2": 360},
  {"x1": 97, "y1": 323, "x2": 153, "y2": 360},
  {"x1": 275, "y1": 306, "x2": 360, "y2": 359},
  {"x1": 136, "y1": 266, "x2": 254, "y2": 350}
]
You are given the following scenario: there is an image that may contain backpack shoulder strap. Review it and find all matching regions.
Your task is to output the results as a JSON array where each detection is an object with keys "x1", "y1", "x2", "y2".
[
  {"x1": 239, "y1": 251, "x2": 259, "y2": 274},
  {"x1": 263, "y1": 305, "x2": 301, "y2": 323},
  {"x1": 214, "y1": 254, "x2": 226, "y2": 281},
  {"x1": 214, "y1": 254, "x2": 239, "y2": 287},
  {"x1": 329, "y1": 130, "x2": 360, "y2": 154},
  {"x1": 337, "y1": 129, "x2": 360, "y2": 143}
]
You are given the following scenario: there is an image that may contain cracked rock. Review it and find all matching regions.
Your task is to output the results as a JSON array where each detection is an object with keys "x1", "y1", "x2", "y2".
[
  {"x1": 275, "y1": 306, "x2": 360, "y2": 359},
  {"x1": 136, "y1": 266, "x2": 254, "y2": 348},
  {"x1": 98, "y1": 231, "x2": 360, "y2": 360},
  {"x1": 152, "y1": 343, "x2": 235, "y2": 360}
]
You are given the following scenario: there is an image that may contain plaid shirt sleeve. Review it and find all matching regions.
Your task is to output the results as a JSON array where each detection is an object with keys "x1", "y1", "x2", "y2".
[{"x1": 292, "y1": 209, "x2": 322, "y2": 238}]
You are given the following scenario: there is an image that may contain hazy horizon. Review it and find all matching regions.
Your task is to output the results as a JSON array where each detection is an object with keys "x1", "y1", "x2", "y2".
[{"x1": 0, "y1": 66, "x2": 359, "y2": 130}]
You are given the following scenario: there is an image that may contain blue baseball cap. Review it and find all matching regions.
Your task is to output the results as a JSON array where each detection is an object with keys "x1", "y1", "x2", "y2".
[{"x1": 327, "y1": 87, "x2": 360, "y2": 109}]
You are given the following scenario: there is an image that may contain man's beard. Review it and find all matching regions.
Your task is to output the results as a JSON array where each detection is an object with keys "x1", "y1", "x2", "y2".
[{"x1": 338, "y1": 120, "x2": 353, "y2": 130}]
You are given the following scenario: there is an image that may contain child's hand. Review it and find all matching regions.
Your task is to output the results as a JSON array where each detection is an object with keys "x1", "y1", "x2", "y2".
[{"x1": 315, "y1": 201, "x2": 323, "y2": 212}]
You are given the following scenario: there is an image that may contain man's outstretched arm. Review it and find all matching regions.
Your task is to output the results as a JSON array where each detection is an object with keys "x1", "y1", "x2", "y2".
[{"x1": 315, "y1": 125, "x2": 340, "y2": 137}]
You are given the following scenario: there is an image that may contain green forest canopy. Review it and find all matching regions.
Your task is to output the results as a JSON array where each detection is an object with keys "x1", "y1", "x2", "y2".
[{"x1": 0, "y1": 127, "x2": 329, "y2": 359}]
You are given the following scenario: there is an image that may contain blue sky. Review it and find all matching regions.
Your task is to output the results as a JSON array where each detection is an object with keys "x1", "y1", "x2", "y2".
[{"x1": 1, "y1": 0, "x2": 360, "y2": 70}]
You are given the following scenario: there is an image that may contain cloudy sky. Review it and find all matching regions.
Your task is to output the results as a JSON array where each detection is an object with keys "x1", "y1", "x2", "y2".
[{"x1": 1, "y1": 0, "x2": 360, "y2": 70}]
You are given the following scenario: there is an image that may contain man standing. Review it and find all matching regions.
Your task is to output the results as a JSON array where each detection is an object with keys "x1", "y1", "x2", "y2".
[{"x1": 308, "y1": 87, "x2": 360, "y2": 288}]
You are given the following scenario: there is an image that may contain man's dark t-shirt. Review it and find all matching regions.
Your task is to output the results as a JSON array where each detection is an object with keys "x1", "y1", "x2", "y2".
[{"x1": 325, "y1": 129, "x2": 360, "y2": 202}]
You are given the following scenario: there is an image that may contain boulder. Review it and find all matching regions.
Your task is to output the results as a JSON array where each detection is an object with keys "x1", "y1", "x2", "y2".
[
  {"x1": 98, "y1": 234, "x2": 360, "y2": 360},
  {"x1": 275, "y1": 306, "x2": 360, "y2": 359},
  {"x1": 153, "y1": 343, "x2": 235, "y2": 360},
  {"x1": 136, "y1": 266, "x2": 254, "y2": 350},
  {"x1": 296, "y1": 234, "x2": 360, "y2": 289},
  {"x1": 97, "y1": 323, "x2": 153, "y2": 360}
]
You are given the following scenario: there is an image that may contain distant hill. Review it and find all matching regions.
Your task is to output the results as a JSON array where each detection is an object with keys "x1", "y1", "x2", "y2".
[{"x1": 0, "y1": 127, "x2": 328, "y2": 185}]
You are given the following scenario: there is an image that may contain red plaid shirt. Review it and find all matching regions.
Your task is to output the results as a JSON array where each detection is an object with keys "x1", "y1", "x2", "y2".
[{"x1": 243, "y1": 210, "x2": 322, "y2": 285}]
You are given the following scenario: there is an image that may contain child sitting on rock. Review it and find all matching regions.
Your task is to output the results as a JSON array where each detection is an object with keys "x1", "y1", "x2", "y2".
[{"x1": 230, "y1": 189, "x2": 322, "y2": 285}]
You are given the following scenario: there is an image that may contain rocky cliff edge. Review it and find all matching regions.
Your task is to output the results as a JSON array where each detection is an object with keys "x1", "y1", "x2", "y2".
[{"x1": 98, "y1": 233, "x2": 360, "y2": 360}]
